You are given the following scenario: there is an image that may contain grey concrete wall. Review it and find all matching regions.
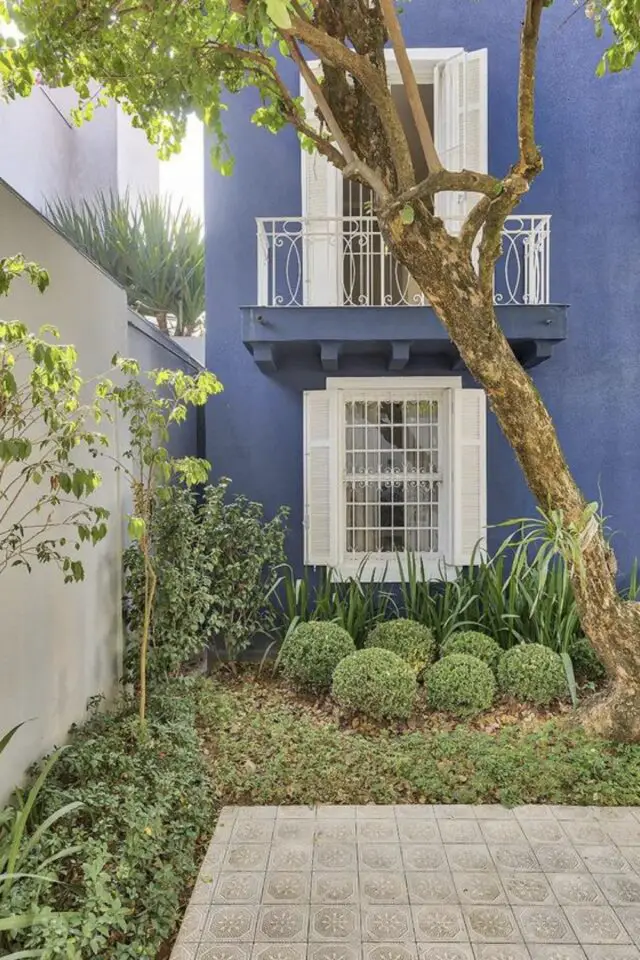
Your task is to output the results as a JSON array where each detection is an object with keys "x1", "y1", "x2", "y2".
[
  {"x1": 0, "y1": 183, "x2": 202, "y2": 799},
  {"x1": 0, "y1": 88, "x2": 158, "y2": 212}
]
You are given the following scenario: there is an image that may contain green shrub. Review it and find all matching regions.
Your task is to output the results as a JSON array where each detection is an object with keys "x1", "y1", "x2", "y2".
[
  {"x1": 4, "y1": 681, "x2": 212, "y2": 959},
  {"x1": 570, "y1": 637, "x2": 606, "y2": 682},
  {"x1": 426, "y1": 653, "x2": 496, "y2": 717},
  {"x1": 440, "y1": 630, "x2": 503, "y2": 673},
  {"x1": 332, "y1": 648, "x2": 417, "y2": 721},
  {"x1": 498, "y1": 643, "x2": 568, "y2": 705},
  {"x1": 365, "y1": 619, "x2": 436, "y2": 675},
  {"x1": 280, "y1": 621, "x2": 356, "y2": 691}
]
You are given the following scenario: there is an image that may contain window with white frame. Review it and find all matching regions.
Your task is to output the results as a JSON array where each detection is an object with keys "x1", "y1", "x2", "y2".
[{"x1": 303, "y1": 378, "x2": 487, "y2": 579}]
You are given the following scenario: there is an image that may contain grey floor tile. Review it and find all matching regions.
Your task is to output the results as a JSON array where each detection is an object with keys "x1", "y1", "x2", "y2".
[
  {"x1": 315, "y1": 821, "x2": 357, "y2": 843},
  {"x1": 580, "y1": 849, "x2": 633, "y2": 876},
  {"x1": 395, "y1": 805, "x2": 436, "y2": 819},
  {"x1": 561, "y1": 824, "x2": 610, "y2": 848},
  {"x1": 360, "y1": 844, "x2": 404, "y2": 872},
  {"x1": 236, "y1": 806, "x2": 278, "y2": 820},
  {"x1": 255, "y1": 906, "x2": 310, "y2": 942},
  {"x1": 360, "y1": 872, "x2": 409, "y2": 905},
  {"x1": 270, "y1": 845, "x2": 314, "y2": 872},
  {"x1": 177, "y1": 904, "x2": 210, "y2": 943},
  {"x1": 278, "y1": 807, "x2": 317, "y2": 819},
  {"x1": 464, "y1": 906, "x2": 522, "y2": 943},
  {"x1": 358, "y1": 806, "x2": 397, "y2": 819},
  {"x1": 472, "y1": 945, "x2": 531, "y2": 960},
  {"x1": 491, "y1": 846, "x2": 541, "y2": 875},
  {"x1": 308, "y1": 945, "x2": 361, "y2": 960},
  {"x1": 614, "y1": 907, "x2": 640, "y2": 944},
  {"x1": 440, "y1": 821, "x2": 485, "y2": 845},
  {"x1": 312, "y1": 873, "x2": 359, "y2": 904},
  {"x1": 224, "y1": 844, "x2": 272, "y2": 873},
  {"x1": 309, "y1": 905, "x2": 360, "y2": 942},
  {"x1": 550, "y1": 809, "x2": 598, "y2": 823},
  {"x1": 605, "y1": 826, "x2": 640, "y2": 848},
  {"x1": 398, "y1": 820, "x2": 441, "y2": 844},
  {"x1": 514, "y1": 809, "x2": 556, "y2": 822},
  {"x1": 233, "y1": 820, "x2": 276, "y2": 844},
  {"x1": 358, "y1": 820, "x2": 401, "y2": 843},
  {"x1": 263, "y1": 873, "x2": 311, "y2": 904},
  {"x1": 447, "y1": 846, "x2": 495, "y2": 874},
  {"x1": 404, "y1": 845, "x2": 448, "y2": 872},
  {"x1": 405, "y1": 873, "x2": 457, "y2": 905},
  {"x1": 502, "y1": 876, "x2": 556, "y2": 907},
  {"x1": 596, "y1": 876, "x2": 640, "y2": 906},
  {"x1": 474, "y1": 808, "x2": 517, "y2": 821},
  {"x1": 251, "y1": 945, "x2": 305, "y2": 960},
  {"x1": 364, "y1": 944, "x2": 418, "y2": 960},
  {"x1": 362, "y1": 904, "x2": 415, "y2": 941},
  {"x1": 547, "y1": 876, "x2": 604, "y2": 907},
  {"x1": 202, "y1": 906, "x2": 259, "y2": 943},
  {"x1": 583, "y1": 947, "x2": 640, "y2": 960},
  {"x1": 563, "y1": 907, "x2": 631, "y2": 945},
  {"x1": 213, "y1": 873, "x2": 265, "y2": 904},
  {"x1": 514, "y1": 907, "x2": 577, "y2": 944},
  {"x1": 593, "y1": 811, "x2": 639, "y2": 824},
  {"x1": 412, "y1": 905, "x2": 468, "y2": 941},
  {"x1": 316, "y1": 805, "x2": 358, "y2": 819},
  {"x1": 533, "y1": 847, "x2": 585, "y2": 875},
  {"x1": 454, "y1": 873, "x2": 507, "y2": 906},
  {"x1": 314, "y1": 843, "x2": 358, "y2": 872},
  {"x1": 276, "y1": 822, "x2": 316, "y2": 843},
  {"x1": 435, "y1": 806, "x2": 479, "y2": 821},
  {"x1": 528, "y1": 946, "x2": 587, "y2": 960},
  {"x1": 419, "y1": 945, "x2": 474, "y2": 960},
  {"x1": 520, "y1": 824, "x2": 567, "y2": 846},
  {"x1": 481, "y1": 823, "x2": 527, "y2": 846},
  {"x1": 197, "y1": 945, "x2": 251, "y2": 960},
  {"x1": 170, "y1": 944, "x2": 200, "y2": 960}
]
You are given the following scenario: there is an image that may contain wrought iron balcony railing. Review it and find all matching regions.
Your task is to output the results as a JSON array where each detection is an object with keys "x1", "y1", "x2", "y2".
[{"x1": 255, "y1": 215, "x2": 551, "y2": 308}]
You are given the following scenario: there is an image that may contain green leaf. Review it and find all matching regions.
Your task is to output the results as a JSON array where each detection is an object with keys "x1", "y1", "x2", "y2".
[
  {"x1": 265, "y1": 0, "x2": 292, "y2": 29},
  {"x1": 400, "y1": 204, "x2": 415, "y2": 225},
  {"x1": 128, "y1": 516, "x2": 146, "y2": 540}
]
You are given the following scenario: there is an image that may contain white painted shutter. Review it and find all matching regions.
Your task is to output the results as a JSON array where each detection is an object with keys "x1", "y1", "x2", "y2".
[
  {"x1": 435, "y1": 49, "x2": 488, "y2": 235},
  {"x1": 300, "y1": 75, "x2": 341, "y2": 306},
  {"x1": 452, "y1": 388, "x2": 487, "y2": 566},
  {"x1": 303, "y1": 390, "x2": 337, "y2": 566}
]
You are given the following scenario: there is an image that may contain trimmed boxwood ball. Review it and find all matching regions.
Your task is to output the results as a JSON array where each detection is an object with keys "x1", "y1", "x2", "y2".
[
  {"x1": 332, "y1": 647, "x2": 418, "y2": 721},
  {"x1": 498, "y1": 643, "x2": 568, "y2": 705},
  {"x1": 440, "y1": 630, "x2": 503, "y2": 674},
  {"x1": 569, "y1": 637, "x2": 606, "y2": 683},
  {"x1": 365, "y1": 618, "x2": 436, "y2": 675},
  {"x1": 279, "y1": 621, "x2": 356, "y2": 691},
  {"x1": 426, "y1": 654, "x2": 497, "y2": 717}
]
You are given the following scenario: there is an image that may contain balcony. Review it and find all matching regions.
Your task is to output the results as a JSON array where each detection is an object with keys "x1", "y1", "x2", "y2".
[{"x1": 242, "y1": 215, "x2": 567, "y2": 373}]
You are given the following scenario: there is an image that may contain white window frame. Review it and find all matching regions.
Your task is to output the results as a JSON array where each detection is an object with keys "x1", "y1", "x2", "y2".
[{"x1": 326, "y1": 376, "x2": 461, "y2": 581}]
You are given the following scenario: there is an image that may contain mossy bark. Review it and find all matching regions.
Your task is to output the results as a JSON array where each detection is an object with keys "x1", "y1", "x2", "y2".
[{"x1": 381, "y1": 212, "x2": 640, "y2": 741}]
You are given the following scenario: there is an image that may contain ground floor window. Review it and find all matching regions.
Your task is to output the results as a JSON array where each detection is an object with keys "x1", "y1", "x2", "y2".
[{"x1": 303, "y1": 377, "x2": 486, "y2": 580}]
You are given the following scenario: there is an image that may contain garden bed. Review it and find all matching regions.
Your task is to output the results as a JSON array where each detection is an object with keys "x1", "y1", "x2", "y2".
[{"x1": 199, "y1": 668, "x2": 640, "y2": 807}]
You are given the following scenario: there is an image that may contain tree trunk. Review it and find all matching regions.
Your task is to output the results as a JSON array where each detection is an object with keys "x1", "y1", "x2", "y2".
[{"x1": 384, "y1": 215, "x2": 640, "y2": 741}]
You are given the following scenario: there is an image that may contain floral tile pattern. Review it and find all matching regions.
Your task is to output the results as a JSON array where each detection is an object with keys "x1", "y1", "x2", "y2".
[{"x1": 171, "y1": 805, "x2": 640, "y2": 960}]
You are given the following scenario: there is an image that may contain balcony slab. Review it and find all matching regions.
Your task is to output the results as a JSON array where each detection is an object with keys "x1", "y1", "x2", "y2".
[{"x1": 241, "y1": 304, "x2": 568, "y2": 373}]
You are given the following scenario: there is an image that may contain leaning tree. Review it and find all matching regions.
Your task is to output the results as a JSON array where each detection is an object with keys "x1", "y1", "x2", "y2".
[{"x1": 1, "y1": 0, "x2": 639, "y2": 738}]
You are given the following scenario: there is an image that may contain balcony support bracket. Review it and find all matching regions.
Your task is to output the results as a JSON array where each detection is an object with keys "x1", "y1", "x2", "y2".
[
  {"x1": 389, "y1": 340, "x2": 412, "y2": 371},
  {"x1": 320, "y1": 341, "x2": 341, "y2": 372},
  {"x1": 252, "y1": 342, "x2": 278, "y2": 373}
]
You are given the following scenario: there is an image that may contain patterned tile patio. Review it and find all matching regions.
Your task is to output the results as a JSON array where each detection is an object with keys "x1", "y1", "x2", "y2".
[{"x1": 170, "y1": 805, "x2": 640, "y2": 960}]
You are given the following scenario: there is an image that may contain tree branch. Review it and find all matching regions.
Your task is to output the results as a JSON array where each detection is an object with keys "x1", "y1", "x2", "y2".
[
  {"x1": 289, "y1": 13, "x2": 415, "y2": 189},
  {"x1": 383, "y1": 169, "x2": 502, "y2": 218},
  {"x1": 378, "y1": 0, "x2": 442, "y2": 174}
]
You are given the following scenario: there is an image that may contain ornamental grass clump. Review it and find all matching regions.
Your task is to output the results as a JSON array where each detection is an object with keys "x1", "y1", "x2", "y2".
[
  {"x1": 279, "y1": 621, "x2": 355, "y2": 692},
  {"x1": 365, "y1": 618, "x2": 436, "y2": 676},
  {"x1": 440, "y1": 630, "x2": 503, "y2": 674},
  {"x1": 332, "y1": 647, "x2": 418, "y2": 721},
  {"x1": 498, "y1": 643, "x2": 568, "y2": 705},
  {"x1": 426, "y1": 653, "x2": 496, "y2": 717}
]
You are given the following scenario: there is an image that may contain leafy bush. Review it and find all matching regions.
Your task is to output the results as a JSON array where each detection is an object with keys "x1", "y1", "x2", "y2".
[
  {"x1": 426, "y1": 654, "x2": 497, "y2": 717},
  {"x1": 4, "y1": 682, "x2": 212, "y2": 959},
  {"x1": 332, "y1": 648, "x2": 417, "y2": 721},
  {"x1": 125, "y1": 482, "x2": 288, "y2": 673},
  {"x1": 200, "y1": 485, "x2": 288, "y2": 660},
  {"x1": 279, "y1": 621, "x2": 356, "y2": 691},
  {"x1": 440, "y1": 630, "x2": 503, "y2": 674},
  {"x1": 569, "y1": 637, "x2": 606, "y2": 682},
  {"x1": 365, "y1": 618, "x2": 436, "y2": 675},
  {"x1": 124, "y1": 486, "x2": 214, "y2": 683},
  {"x1": 498, "y1": 643, "x2": 568, "y2": 705}
]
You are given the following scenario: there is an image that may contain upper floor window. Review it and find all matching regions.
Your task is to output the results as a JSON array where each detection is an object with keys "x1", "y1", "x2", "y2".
[{"x1": 303, "y1": 378, "x2": 487, "y2": 580}]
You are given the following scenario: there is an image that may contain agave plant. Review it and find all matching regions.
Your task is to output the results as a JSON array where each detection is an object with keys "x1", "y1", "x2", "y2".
[
  {"x1": 47, "y1": 191, "x2": 205, "y2": 336},
  {"x1": 0, "y1": 724, "x2": 82, "y2": 958}
]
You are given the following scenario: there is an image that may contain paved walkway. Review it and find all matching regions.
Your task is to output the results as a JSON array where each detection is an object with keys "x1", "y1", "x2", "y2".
[{"x1": 171, "y1": 804, "x2": 640, "y2": 960}]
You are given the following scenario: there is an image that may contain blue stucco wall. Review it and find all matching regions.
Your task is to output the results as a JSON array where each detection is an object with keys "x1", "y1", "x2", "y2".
[{"x1": 205, "y1": 0, "x2": 640, "y2": 575}]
